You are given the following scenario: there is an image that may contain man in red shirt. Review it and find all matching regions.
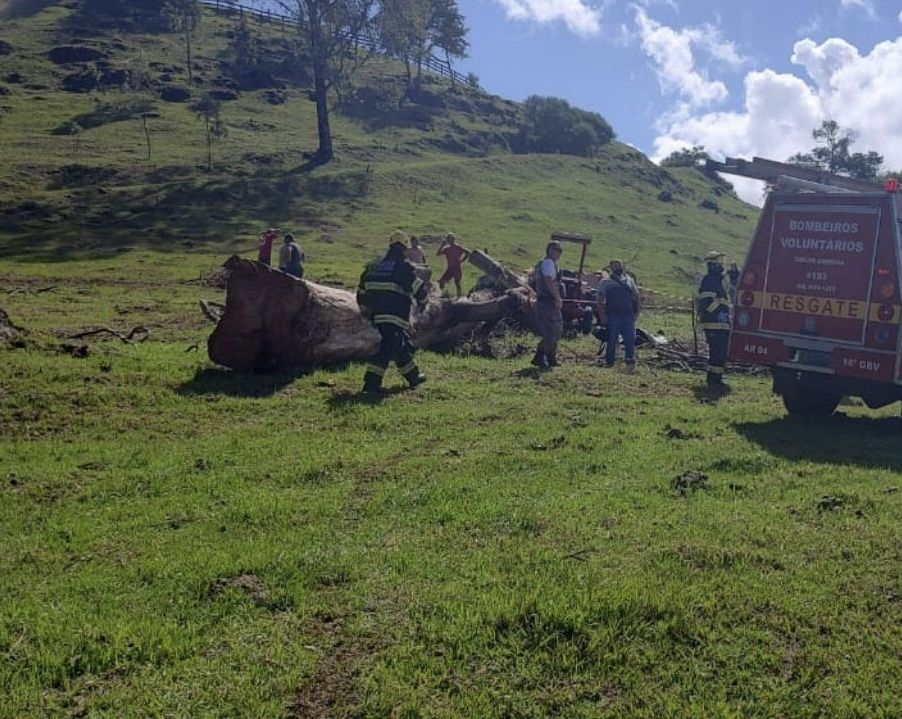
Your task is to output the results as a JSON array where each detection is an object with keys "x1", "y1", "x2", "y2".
[
  {"x1": 257, "y1": 228, "x2": 278, "y2": 266},
  {"x1": 436, "y1": 232, "x2": 470, "y2": 297}
]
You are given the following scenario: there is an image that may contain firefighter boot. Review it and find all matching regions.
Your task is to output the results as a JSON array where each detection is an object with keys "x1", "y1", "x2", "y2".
[
  {"x1": 362, "y1": 366, "x2": 385, "y2": 394},
  {"x1": 706, "y1": 371, "x2": 725, "y2": 387},
  {"x1": 546, "y1": 353, "x2": 559, "y2": 368},
  {"x1": 531, "y1": 349, "x2": 548, "y2": 368},
  {"x1": 403, "y1": 367, "x2": 427, "y2": 388}
]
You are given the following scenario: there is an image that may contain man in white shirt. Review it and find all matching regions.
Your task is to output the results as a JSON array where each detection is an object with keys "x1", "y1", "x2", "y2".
[{"x1": 531, "y1": 240, "x2": 564, "y2": 368}]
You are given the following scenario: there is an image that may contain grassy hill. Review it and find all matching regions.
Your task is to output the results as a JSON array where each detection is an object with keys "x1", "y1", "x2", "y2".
[
  {"x1": 4, "y1": 4, "x2": 900, "y2": 719},
  {"x1": 0, "y1": 0, "x2": 755, "y2": 294}
]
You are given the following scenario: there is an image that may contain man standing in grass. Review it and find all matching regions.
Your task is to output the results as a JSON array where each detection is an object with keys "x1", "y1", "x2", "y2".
[
  {"x1": 358, "y1": 231, "x2": 429, "y2": 393},
  {"x1": 279, "y1": 233, "x2": 305, "y2": 278},
  {"x1": 257, "y1": 227, "x2": 278, "y2": 266},
  {"x1": 407, "y1": 236, "x2": 427, "y2": 266},
  {"x1": 597, "y1": 259, "x2": 640, "y2": 371},
  {"x1": 697, "y1": 251, "x2": 732, "y2": 388},
  {"x1": 436, "y1": 232, "x2": 470, "y2": 297},
  {"x1": 531, "y1": 240, "x2": 564, "y2": 369}
]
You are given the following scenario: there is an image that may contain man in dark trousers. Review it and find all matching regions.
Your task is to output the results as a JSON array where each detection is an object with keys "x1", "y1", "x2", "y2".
[
  {"x1": 697, "y1": 251, "x2": 732, "y2": 387},
  {"x1": 597, "y1": 259, "x2": 640, "y2": 371},
  {"x1": 358, "y1": 231, "x2": 429, "y2": 393},
  {"x1": 531, "y1": 240, "x2": 564, "y2": 368}
]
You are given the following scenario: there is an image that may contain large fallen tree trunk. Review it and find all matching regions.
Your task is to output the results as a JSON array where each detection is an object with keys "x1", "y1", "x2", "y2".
[{"x1": 208, "y1": 257, "x2": 533, "y2": 372}]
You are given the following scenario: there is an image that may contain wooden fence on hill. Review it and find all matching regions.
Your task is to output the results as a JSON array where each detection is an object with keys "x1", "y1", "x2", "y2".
[{"x1": 199, "y1": 0, "x2": 472, "y2": 87}]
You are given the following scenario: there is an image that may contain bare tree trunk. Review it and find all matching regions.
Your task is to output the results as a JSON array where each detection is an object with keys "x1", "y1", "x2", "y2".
[
  {"x1": 208, "y1": 257, "x2": 532, "y2": 372},
  {"x1": 142, "y1": 114, "x2": 151, "y2": 160},
  {"x1": 313, "y1": 65, "x2": 333, "y2": 162},
  {"x1": 185, "y1": 21, "x2": 193, "y2": 84},
  {"x1": 206, "y1": 119, "x2": 212, "y2": 170}
]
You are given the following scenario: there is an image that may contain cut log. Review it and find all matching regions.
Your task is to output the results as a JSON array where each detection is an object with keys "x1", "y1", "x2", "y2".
[{"x1": 208, "y1": 257, "x2": 534, "y2": 372}]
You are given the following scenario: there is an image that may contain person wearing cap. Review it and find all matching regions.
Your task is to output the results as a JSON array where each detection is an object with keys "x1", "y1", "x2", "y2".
[
  {"x1": 257, "y1": 227, "x2": 279, "y2": 266},
  {"x1": 436, "y1": 232, "x2": 470, "y2": 298},
  {"x1": 530, "y1": 240, "x2": 564, "y2": 368},
  {"x1": 357, "y1": 231, "x2": 429, "y2": 393},
  {"x1": 697, "y1": 251, "x2": 732, "y2": 387},
  {"x1": 597, "y1": 259, "x2": 640, "y2": 371},
  {"x1": 279, "y1": 233, "x2": 305, "y2": 278}
]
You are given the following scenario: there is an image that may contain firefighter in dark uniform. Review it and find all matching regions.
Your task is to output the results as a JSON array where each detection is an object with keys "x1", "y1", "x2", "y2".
[
  {"x1": 697, "y1": 251, "x2": 732, "y2": 387},
  {"x1": 358, "y1": 232, "x2": 428, "y2": 393}
]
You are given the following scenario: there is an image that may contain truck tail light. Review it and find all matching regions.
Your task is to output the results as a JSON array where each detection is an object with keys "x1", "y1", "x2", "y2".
[
  {"x1": 875, "y1": 327, "x2": 891, "y2": 344},
  {"x1": 742, "y1": 271, "x2": 756, "y2": 287},
  {"x1": 879, "y1": 281, "x2": 895, "y2": 299},
  {"x1": 878, "y1": 303, "x2": 895, "y2": 322},
  {"x1": 737, "y1": 310, "x2": 752, "y2": 328},
  {"x1": 740, "y1": 291, "x2": 755, "y2": 307}
]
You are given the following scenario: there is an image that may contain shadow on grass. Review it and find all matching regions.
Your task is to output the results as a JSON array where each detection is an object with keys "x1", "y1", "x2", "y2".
[
  {"x1": 177, "y1": 367, "x2": 298, "y2": 398},
  {"x1": 692, "y1": 383, "x2": 733, "y2": 404},
  {"x1": 735, "y1": 414, "x2": 902, "y2": 471},
  {"x1": 327, "y1": 386, "x2": 409, "y2": 408},
  {"x1": 514, "y1": 366, "x2": 550, "y2": 379},
  {"x1": 0, "y1": 162, "x2": 365, "y2": 262}
]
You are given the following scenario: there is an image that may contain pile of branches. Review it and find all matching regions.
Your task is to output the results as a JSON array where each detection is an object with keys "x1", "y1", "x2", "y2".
[
  {"x1": 649, "y1": 340, "x2": 769, "y2": 375},
  {"x1": 454, "y1": 317, "x2": 531, "y2": 359}
]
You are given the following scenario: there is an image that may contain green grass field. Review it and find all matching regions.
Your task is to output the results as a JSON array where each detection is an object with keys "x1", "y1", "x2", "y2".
[
  {"x1": 2, "y1": 280, "x2": 901, "y2": 717},
  {"x1": 2, "y1": 2, "x2": 901, "y2": 717}
]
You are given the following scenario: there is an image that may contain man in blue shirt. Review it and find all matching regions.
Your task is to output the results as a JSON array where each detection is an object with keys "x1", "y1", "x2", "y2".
[{"x1": 597, "y1": 259, "x2": 640, "y2": 371}]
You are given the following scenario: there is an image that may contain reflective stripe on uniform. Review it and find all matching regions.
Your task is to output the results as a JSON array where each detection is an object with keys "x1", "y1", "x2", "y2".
[
  {"x1": 707, "y1": 365, "x2": 724, "y2": 374},
  {"x1": 365, "y1": 363, "x2": 386, "y2": 377},
  {"x1": 364, "y1": 281, "x2": 411, "y2": 296},
  {"x1": 374, "y1": 314, "x2": 410, "y2": 329},
  {"x1": 398, "y1": 361, "x2": 417, "y2": 375},
  {"x1": 707, "y1": 299, "x2": 730, "y2": 312},
  {"x1": 698, "y1": 291, "x2": 718, "y2": 300},
  {"x1": 700, "y1": 322, "x2": 731, "y2": 331},
  {"x1": 412, "y1": 277, "x2": 425, "y2": 295}
]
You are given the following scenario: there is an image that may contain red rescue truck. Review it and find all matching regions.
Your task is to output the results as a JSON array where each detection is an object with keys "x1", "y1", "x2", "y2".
[{"x1": 728, "y1": 178, "x2": 902, "y2": 415}]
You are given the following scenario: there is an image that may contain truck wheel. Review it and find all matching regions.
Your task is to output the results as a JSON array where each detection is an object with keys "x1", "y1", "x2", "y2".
[{"x1": 781, "y1": 386, "x2": 841, "y2": 416}]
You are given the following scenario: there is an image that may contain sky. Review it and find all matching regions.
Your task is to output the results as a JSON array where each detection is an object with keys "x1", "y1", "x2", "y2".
[
  {"x1": 260, "y1": 0, "x2": 902, "y2": 203},
  {"x1": 455, "y1": 0, "x2": 902, "y2": 203}
]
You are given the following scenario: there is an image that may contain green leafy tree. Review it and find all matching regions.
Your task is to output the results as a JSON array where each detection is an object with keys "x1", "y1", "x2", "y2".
[
  {"x1": 660, "y1": 145, "x2": 710, "y2": 168},
  {"x1": 190, "y1": 93, "x2": 226, "y2": 170},
  {"x1": 845, "y1": 151, "x2": 883, "y2": 181},
  {"x1": 275, "y1": 0, "x2": 376, "y2": 164},
  {"x1": 378, "y1": 0, "x2": 467, "y2": 90},
  {"x1": 516, "y1": 96, "x2": 614, "y2": 157},
  {"x1": 164, "y1": 0, "x2": 201, "y2": 84},
  {"x1": 789, "y1": 120, "x2": 884, "y2": 181}
]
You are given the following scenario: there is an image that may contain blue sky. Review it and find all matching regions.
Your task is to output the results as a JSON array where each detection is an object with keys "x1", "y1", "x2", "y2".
[{"x1": 262, "y1": 0, "x2": 902, "y2": 202}]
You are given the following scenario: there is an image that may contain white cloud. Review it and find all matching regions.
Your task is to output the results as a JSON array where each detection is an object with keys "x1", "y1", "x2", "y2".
[
  {"x1": 840, "y1": 0, "x2": 876, "y2": 19},
  {"x1": 791, "y1": 38, "x2": 860, "y2": 89},
  {"x1": 493, "y1": 0, "x2": 603, "y2": 36},
  {"x1": 634, "y1": 9, "x2": 738, "y2": 107},
  {"x1": 653, "y1": 36, "x2": 902, "y2": 204}
]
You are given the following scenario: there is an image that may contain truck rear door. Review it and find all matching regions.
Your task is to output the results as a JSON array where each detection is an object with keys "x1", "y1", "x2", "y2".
[{"x1": 759, "y1": 200, "x2": 881, "y2": 345}]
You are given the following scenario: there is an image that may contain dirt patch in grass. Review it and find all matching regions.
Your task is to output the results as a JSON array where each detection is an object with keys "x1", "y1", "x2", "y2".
[
  {"x1": 209, "y1": 573, "x2": 270, "y2": 602},
  {"x1": 289, "y1": 614, "x2": 365, "y2": 719}
]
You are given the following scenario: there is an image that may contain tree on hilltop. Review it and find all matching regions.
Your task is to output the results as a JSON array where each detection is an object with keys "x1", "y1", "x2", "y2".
[
  {"x1": 660, "y1": 145, "x2": 710, "y2": 168},
  {"x1": 275, "y1": 0, "x2": 377, "y2": 165},
  {"x1": 515, "y1": 96, "x2": 615, "y2": 157},
  {"x1": 788, "y1": 120, "x2": 884, "y2": 182},
  {"x1": 163, "y1": 0, "x2": 202, "y2": 84},
  {"x1": 377, "y1": 0, "x2": 468, "y2": 90}
]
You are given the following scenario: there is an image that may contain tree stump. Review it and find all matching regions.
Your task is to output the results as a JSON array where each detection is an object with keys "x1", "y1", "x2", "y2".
[{"x1": 208, "y1": 257, "x2": 534, "y2": 372}]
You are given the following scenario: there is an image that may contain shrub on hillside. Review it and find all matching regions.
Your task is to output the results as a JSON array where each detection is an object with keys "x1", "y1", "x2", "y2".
[
  {"x1": 660, "y1": 145, "x2": 710, "y2": 167},
  {"x1": 512, "y1": 96, "x2": 615, "y2": 157}
]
